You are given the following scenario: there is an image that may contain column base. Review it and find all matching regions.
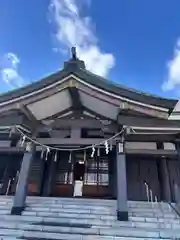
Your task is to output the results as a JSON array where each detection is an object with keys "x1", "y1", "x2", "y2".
[
  {"x1": 11, "y1": 206, "x2": 25, "y2": 215},
  {"x1": 117, "y1": 210, "x2": 128, "y2": 221}
]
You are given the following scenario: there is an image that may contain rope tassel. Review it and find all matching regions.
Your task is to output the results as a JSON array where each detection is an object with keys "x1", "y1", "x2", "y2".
[
  {"x1": 41, "y1": 149, "x2": 44, "y2": 159},
  {"x1": 104, "y1": 140, "x2": 109, "y2": 154},
  {"x1": 45, "y1": 147, "x2": 50, "y2": 161},
  {"x1": 54, "y1": 151, "x2": 58, "y2": 162},
  {"x1": 21, "y1": 136, "x2": 26, "y2": 146},
  {"x1": 91, "y1": 145, "x2": 95, "y2": 158}
]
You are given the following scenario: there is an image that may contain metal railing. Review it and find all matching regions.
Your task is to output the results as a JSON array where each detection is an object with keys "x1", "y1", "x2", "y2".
[{"x1": 144, "y1": 182, "x2": 177, "y2": 240}]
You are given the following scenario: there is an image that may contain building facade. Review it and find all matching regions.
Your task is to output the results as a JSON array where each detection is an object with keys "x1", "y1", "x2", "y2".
[{"x1": 0, "y1": 48, "x2": 180, "y2": 220}]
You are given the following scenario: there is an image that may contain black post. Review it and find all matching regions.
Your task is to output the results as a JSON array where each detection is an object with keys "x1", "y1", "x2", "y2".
[
  {"x1": 116, "y1": 141, "x2": 128, "y2": 221},
  {"x1": 11, "y1": 143, "x2": 35, "y2": 215}
]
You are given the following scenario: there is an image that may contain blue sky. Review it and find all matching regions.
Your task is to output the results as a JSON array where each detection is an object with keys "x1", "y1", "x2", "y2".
[{"x1": 1, "y1": 0, "x2": 180, "y2": 99}]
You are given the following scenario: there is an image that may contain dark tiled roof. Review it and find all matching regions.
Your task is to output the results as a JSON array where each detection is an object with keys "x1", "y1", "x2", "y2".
[{"x1": 0, "y1": 58, "x2": 177, "y2": 110}]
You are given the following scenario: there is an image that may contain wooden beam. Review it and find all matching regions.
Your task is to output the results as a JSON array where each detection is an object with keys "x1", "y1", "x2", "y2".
[
  {"x1": 68, "y1": 87, "x2": 83, "y2": 113},
  {"x1": 17, "y1": 103, "x2": 39, "y2": 129},
  {"x1": 51, "y1": 118, "x2": 116, "y2": 129},
  {"x1": 126, "y1": 148, "x2": 177, "y2": 156},
  {"x1": 117, "y1": 114, "x2": 180, "y2": 128},
  {"x1": 0, "y1": 147, "x2": 24, "y2": 153},
  {"x1": 17, "y1": 104, "x2": 37, "y2": 123},
  {"x1": 71, "y1": 128, "x2": 81, "y2": 138},
  {"x1": 126, "y1": 133, "x2": 176, "y2": 142},
  {"x1": 36, "y1": 137, "x2": 118, "y2": 145}
]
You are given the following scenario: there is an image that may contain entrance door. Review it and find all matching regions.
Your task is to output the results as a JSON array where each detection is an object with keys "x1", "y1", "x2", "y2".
[
  {"x1": 52, "y1": 151, "x2": 73, "y2": 197},
  {"x1": 51, "y1": 150, "x2": 110, "y2": 198},
  {"x1": 74, "y1": 161, "x2": 85, "y2": 181},
  {"x1": 82, "y1": 150, "x2": 110, "y2": 198}
]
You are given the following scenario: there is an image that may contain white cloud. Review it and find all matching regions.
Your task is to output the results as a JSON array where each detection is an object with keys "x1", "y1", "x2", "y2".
[
  {"x1": 49, "y1": 0, "x2": 115, "y2": 77},
  {"x1": 0, "y1": 52, "x2": 25, "y2": 89},
  {"x1": 162, "y1": 39, "x2": 180, "y2": 91}
]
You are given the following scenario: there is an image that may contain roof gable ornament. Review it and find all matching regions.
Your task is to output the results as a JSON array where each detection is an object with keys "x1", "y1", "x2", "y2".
[
  {"x1": 64, "y1": 46, "x2": 86, "y2": 70},
  {"x1": 71, "y1": 47, "x2": 77, "y2": 60}
]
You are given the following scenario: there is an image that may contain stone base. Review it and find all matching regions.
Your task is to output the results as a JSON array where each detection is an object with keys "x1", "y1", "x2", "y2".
[
  {"x1": 11, "y1": 206, "x2": 25, "y2": 215},
  {"x1": 117, "y1": 210, "x2": 128, "y2": 221}
]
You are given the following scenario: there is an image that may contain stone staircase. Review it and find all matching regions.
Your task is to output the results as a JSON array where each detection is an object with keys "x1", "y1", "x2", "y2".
[{"x1": 0, "y1": 197, "x2": 179, "y2": 239}]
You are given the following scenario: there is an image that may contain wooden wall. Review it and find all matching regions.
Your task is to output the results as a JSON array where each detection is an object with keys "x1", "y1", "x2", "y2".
[
  {"x1": 126, "y1": 156, "x2": 161, "y2": 201},
  {"x1": 166, "y1": 158, "x2": 180, "y2": 202}
]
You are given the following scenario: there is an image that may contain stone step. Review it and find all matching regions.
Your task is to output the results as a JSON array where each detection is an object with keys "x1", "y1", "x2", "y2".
[
  {"x1": 0, "y1": 229, "x2": 171, "y2": 240},
  {"x1": 0, "y1": 199, "x2": 173, "y2": 212},
  {"x1": 25, "y1": 207, "x2": 115, "y2": 215},
  {"x1": 26, "y1": 204, "x2": 117, "y2": 211},
  {"x1": 0, "y1": 216, "x2": 179, "y2": 230},
  {"x1": 0, "y1": 237, "x2": 18, "y2": 240},
  {"x1": 22, "y1": 211, "x2": 180, "y2": 224},
  {"x1": 2, "y1": 212, "x2": 180, "y2": 225},
  {"x1": 0, "y1": 223, "x2": 169, "y2": 238},
  {"x1": 0, "y1": 209, "x2": 11, "y2": 214},
  {"x1": 0, "y1": 197, "x2": 171, "y2": 207},
  {"x1": 26, "y1": 202, "x2": 173, "y2": 211},
  {"x1": 24, "y1": 208, "x2": 178, "y2": 219},
  {"x1": 22, "y1": 211, "x2": 117, "y2": 220},
  {"x1": 0, "y1": 205, "x2": 12, "y2": 210},
  {"x1": 0, "y1": 196, "x2": 172, "y2": 204},
  {"x1": 25, "y1": 205, "x2": 176, "y2": 216},
  {"x1": 0, "y1": 222, "x2": 179, "y2": 239}
]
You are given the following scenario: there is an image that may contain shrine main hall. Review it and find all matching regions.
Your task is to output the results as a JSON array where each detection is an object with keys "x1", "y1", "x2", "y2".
[{"x1": 0, "y1": 48, "x2": 180, "y2": 220}]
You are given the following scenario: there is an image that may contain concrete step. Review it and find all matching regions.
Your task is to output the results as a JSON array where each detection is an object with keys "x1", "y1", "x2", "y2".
[
  {"x1": 0, "y1": 197, "x2": 178, "y2": 239},
  {"x1": 24, "y1": 208, "x2": 178, "y2": 220},
  {"x1": 26, "y1": 204, "x2": 176, "y2": 215},
  {"x1": 0, "y1": 222, "x2": 178, "y2": 239},
  {"x1": 2, "y1": 212, "x2": 180, "y2": 225},
  {"x1": 0, "y1": 196, "x2": 170, "y2": 205},
  {"x1": 0, "y1": 224, "x2": 180, "y2": 239},
  {"x1": 0, "y1": 216, "x2": 179, "y2": 230},
  {"x1": 26, "y1": 202, "x2": 173, "y2": 211},
  {"x1": 22, "y1": 212, "x2": 180, "y2": 225},
  {"x1": 25, "y1": 207, "x2": 115, "y2": 215},
  {"x1": 0, "y1": 229, "x2": 172, "y2": 240}
]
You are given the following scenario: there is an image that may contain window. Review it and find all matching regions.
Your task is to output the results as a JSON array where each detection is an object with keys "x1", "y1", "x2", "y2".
[
  {"x1": 55, "y1": 152, "x2": 73, "y2": 184},
  {"x1": 84, "y1": 151, "x2": 109, "y2": 186}
]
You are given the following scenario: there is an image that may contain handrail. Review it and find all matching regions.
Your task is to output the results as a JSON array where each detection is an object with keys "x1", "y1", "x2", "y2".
[
  {"x1": 171, "y1": 182, "x2": 180, "y2": 217},
  {"x1": 144, "y1": 182, "x2": 150, "y2": 202},
  {"x1": 6, "y1": 179, "x2": 11, "y2": 195}
]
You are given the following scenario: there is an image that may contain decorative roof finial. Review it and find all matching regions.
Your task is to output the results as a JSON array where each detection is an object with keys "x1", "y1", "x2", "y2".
[{"x1": 71, "y1": 47, "x2": 77, "y2": 60}]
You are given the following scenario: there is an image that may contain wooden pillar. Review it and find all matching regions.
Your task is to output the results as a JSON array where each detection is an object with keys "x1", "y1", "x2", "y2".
[
  {"x1": 159, "y1": 157, "x2": 172, "y2": 202},
  {"x1": 46, "y1": 152, "x2": 58, "y2": 196},
  {"x1": 109, "y1": 150, "x2": 116, "y2": 199},
  {"x1": 116, "y1": 142, "x2": 128, "y2": 221},
  {"x1": 11, "y1": 143, "x2": 35, "y2": 215}
]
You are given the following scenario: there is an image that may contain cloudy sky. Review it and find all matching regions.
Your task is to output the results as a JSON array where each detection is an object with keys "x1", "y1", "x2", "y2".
[{"x1": 0, "y1": 0, "x2": 180, "y2": 98}]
